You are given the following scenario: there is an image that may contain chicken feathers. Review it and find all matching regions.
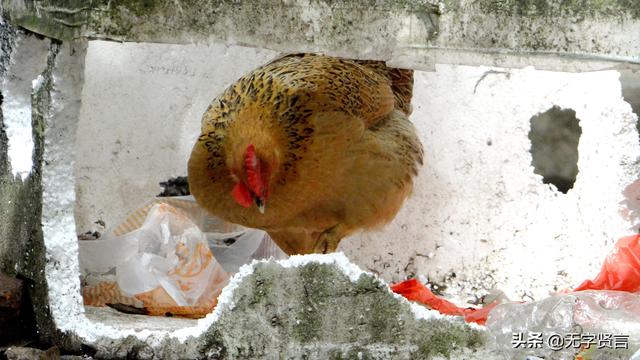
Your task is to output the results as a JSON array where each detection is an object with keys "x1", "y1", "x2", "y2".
[{"x1": 188, "y1": 54, "x2": 423, "y2": 255}]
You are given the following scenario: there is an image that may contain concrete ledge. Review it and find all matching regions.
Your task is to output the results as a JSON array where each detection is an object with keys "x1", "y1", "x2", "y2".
[{"x1": 2, "y1": 0, "x2": 640, "y2": 71}]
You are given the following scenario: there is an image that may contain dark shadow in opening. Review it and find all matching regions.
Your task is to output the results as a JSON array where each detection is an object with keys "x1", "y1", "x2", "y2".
[{"x1": 528, "y1": 106, "x2": 582, "y2": 194}]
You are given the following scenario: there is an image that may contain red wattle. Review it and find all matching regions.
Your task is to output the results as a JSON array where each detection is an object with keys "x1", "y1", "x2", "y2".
[{"x1": 232, "y1": 183, "x2": 253, "y2": 208}]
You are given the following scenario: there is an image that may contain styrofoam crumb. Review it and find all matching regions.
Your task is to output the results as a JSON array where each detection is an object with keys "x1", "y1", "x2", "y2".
[{"x1": 32, "y1": 74, "x2": 44, "y2": 89}]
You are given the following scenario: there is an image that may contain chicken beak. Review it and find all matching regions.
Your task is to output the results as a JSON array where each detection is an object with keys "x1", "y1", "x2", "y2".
[{"x1": 255, "y1": 197, "x2": 266, "y2": 214}]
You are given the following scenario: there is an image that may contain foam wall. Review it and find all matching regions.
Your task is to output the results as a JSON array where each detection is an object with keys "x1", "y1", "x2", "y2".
[{"x1": 75, "y1": 41, "x2": 640, "y2": 304}]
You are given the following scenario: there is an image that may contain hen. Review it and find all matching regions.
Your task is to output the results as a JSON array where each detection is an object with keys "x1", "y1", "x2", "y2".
[{"x1": 188, "y1": 54, "x2": 423, "y2": 255}]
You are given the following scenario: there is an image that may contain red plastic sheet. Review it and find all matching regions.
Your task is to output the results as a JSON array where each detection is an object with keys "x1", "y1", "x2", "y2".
[
  {"x1": 573, "y1": 234, "x2": 640, "y2": 293},
  {"x1": 391, "y1": 234, "x2": 640, "y2": 325},
  {"x1": 390, "y1": 278, "x2": 498, "y2": 325}
]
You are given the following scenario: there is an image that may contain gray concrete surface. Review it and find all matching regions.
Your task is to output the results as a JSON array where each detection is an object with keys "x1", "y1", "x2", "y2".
[
  {"x1": 203, "y1": 261, "x2": 484, "y2": 359},
  {"x1": 2, "y1": 0, "x2": 639, "y2": 71},
  {"x1": 0, "y1": 17, "x2": 20, "y2": 274},
  {"x1": 0, "y1": 23, "x2": 61, "y2": 345}
]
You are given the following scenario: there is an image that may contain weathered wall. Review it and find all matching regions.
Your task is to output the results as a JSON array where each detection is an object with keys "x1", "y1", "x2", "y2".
[
  {"x1": 0, "y1": 18, "x2": 95, "y2": 350},
  {"x1": 0, "y1": 23, "x2": 62, "y2": 344},
  {"x1": 0, "y1": 18, "x2": 20, "y2": 274},
  {"x1": 2, "y1": 0, "x2": 639, "y2": 71}
]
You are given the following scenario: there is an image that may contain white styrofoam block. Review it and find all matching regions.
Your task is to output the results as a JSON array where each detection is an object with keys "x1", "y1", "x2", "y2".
[
  {"x1": 342, "y1": 64, "x2": 640, "y2": 302},
  {"x1": 64, "y1": 41, "x2": 451, "y2": 345},
  {"x1": 73, "y1": 41, "x2": 640, "y2": 310}
]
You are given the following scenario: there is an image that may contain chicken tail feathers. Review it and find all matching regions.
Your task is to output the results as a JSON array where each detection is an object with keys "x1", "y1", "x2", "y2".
[{"x1": 352, "y1": 60, "x2": 414, "y2": 116}]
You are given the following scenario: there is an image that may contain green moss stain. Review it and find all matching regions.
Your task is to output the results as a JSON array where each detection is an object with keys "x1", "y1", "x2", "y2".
[
  {"x1": 212, "y1": 260, "x2": 485, "y2": 358},
  {"x1": 344, "y1": 346, "x2": 373, "y2": 360},
  {"x1": 416, "y1": 319, "x2": 485, "y2": 358},
  {"x1": 292, "y1": 263, "x2": 333, "y2": 343},
  {"x1": 353, "y1": 274, "x2": 384, "y2": 294},
  {"x1": 5, "y1": 0, "x2": 443, "y2": 44},
  {"x1": 247, "y1": 264, "x2": 277, "y2": 306},
  {"x1": 351, "y1": 276, "x2": 400, "y2": 342},
  {"x1": 307, "y1": 0, "x2": 437, "y2": 11},
  {"x1": 115, "y1": 0, "x2": 161, "y2": 17}
]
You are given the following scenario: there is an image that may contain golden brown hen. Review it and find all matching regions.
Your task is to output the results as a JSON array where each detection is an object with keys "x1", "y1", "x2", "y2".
[{"x1": 188, "y1": 54, "x2": 423, "y2": 255}]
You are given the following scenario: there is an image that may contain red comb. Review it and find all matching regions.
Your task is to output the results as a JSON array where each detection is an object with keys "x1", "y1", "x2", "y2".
[{"x1": 245, "y1": 144, "x2": 265, "y2": 196}]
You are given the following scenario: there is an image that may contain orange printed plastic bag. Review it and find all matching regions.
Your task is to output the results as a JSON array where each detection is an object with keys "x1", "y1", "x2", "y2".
[{"x1": 80, "y1": 202, "x2": 230, "y2": 317}]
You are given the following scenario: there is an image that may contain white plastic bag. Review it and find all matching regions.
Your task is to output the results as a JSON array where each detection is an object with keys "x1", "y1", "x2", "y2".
[
  {"x1": 122, "y1": 196, "x2": 287, "y2": 273},
  {"x1": 486, "y1": 290, "x2": 640, "y2": 360},
  {"x1": 79, "y1": 196, "x2": 287, "y2": 315},
  {"x1": 114, "y1": 204, "x2": 221, "y2": 306},
  {"x1": 80, "y1": 202, "x2": 229, "y2": 313}
]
